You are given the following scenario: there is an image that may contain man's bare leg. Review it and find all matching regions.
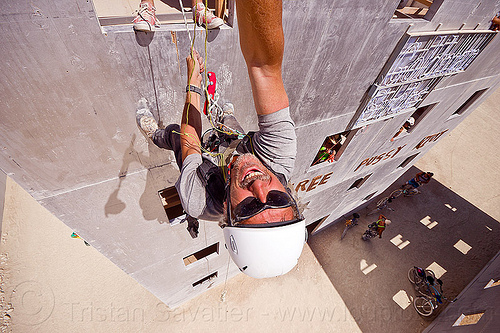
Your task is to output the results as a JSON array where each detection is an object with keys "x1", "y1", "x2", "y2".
[{"x1": 236, "y1": 0, "x2": 289, "y2": 116}]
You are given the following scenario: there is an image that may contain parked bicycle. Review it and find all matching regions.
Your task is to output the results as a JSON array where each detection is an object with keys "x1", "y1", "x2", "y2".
[
  {"x1": 408, "y1": 266, "x2": 456, "y2": 316},
  {"x1": 361, "y1": 222, "x2": 378, "y2": 241},
  {"x1": 341, "y1": 213, "x2": 360, "y2": 240},
  {"x1": 367, "y1": 193, "x2": 396, "y2": 216},
  {"x1": 391, "y1": 183, "x2": 420, "y2": 197}
]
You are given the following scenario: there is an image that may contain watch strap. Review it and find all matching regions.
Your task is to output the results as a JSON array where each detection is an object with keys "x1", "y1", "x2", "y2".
[{"x1": 185, "y1": 84, "x2": 203, "y2": 95}]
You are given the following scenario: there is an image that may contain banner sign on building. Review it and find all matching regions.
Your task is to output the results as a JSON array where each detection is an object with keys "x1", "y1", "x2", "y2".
[{"x1": 351, "y1": 30, "x2": 496, "y2": 129}]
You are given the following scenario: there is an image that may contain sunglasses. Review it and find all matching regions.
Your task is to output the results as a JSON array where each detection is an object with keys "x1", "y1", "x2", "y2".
[{"x1": 227, "y1": 189, "x2": 297, "y2": 224}]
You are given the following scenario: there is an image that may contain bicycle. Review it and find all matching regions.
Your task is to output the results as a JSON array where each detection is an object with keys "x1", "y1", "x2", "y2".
[
  {"x1": 367, "y1": 196, "x2": 394, "y2": 216},
  {"x1": 361, "y1": 222, "x2": 378, "y2": 241},
  {"x1": 341, "y1": 213, "x2": 360, "y2": 240},
  {"x1": 367, "y1": 188, "x2": 401, "y2": 216},
  {"x1": 408, "y1": 266, "x2": 435, "y2": 285},
  {"x1": 407, "y1": 266, "x2": 456, "y2": 316},
  {"x1": 391, "y1": 183, "x2": 420, "y2": 197}
]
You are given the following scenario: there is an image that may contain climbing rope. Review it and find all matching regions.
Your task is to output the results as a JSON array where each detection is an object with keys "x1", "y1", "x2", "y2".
[
  {"x1": 175, "y1": 0, "x2": 243, "y2": 160},
  {"x1": 176, "y1": 1, "x2": 237, "y2": 300}
]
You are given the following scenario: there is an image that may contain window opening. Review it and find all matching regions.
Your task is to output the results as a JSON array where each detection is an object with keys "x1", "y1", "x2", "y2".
[
  {"x1": 364, "y1": 192, "x2": 377, "y2": 201},
  {"x1": 192, "y1": 271, "x2": 218, "y2": 288},
  {"x1": 158, "y1": 186, "x2": 185, "y2": 222},
  {"x1": 348, "y1": 174, "x2": 372, "y2": 190},
  {"x1": 311, "y1": 129, "x2": 358, "y2": 167},
  {"x1": 306, "y1": 215, "x2": 328, "y2": 235},
  {"x1": 183, "y1": 243, "x2": 219, "y2": 266},
  {"x1": 452, "y1": 312, "x2": 485, "y2": 326},
  {"x1": 391, "y1": 103, "x2": 438, "y2": 141},
  {"x1": 452, "y1": 88, "x2": 488, "y2": 117},
  {"x1": 393, "y1": 0, "x2": 440, "y2": 20},
  {"x1": 392, "y1": 116, "x2": 414, "y2": 141},
  {"x1": 93, "y1": 0, "x2": 234, "y2": 30},
  {"x1": 398, "y1": 153, "x2": 419, "y2": 168},
  {"x1": 484, "y1": 279, "x2": 500, "y2": 289},
  {"x1": 407, "y1": 103, "x2": 437, "y2": 132}
]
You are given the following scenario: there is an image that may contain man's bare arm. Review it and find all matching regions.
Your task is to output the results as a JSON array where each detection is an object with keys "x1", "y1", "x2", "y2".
[
  {"x1": 180, "y1": 50, "x2": 204, "y2": 162},
  {"x1": 236, "y1": 0, "x2": 289, "y2": 116}
]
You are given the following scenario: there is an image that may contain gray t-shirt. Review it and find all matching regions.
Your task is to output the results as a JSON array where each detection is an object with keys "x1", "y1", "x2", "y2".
[{"x1": 175, "y1": 107, "x2": 296, "y2": 221}]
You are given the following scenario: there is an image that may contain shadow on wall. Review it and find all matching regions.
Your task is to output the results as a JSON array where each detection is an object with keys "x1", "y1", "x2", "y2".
[
  {"x1": 308, "y1": 166, "x2": 500, "y2": 333},
  {"x1": 135, "y1": 31, "x2": 155, "y2": 47},
  {"x1": 159, "y1": 0, "x2": 192, "y2": 12},
  {"x1": 104, "y1": 133, "x2": 173, "y2": 224}
]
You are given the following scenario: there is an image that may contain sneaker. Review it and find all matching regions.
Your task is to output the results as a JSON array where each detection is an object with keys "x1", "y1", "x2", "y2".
[
  {"x1": 136, "y1": 98, "x2": 158, "y2": 139},
  {"x1": 193, "y1": 3, "x2": 224, "y2": 29},
  {"x1": 222, "y1": 103, "x2": 234, "y2": 116},
  {"x1": 133, "y1": 2, "x2": 160, "y2": 32}
]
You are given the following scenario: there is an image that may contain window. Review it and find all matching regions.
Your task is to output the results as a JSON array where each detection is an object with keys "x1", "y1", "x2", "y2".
[
  {"x1": 158, "y1": 186, "x2": 184, "y2": 223},
  {"x1": 484, "y1": 279, "x2": 500, "y2": 289},
  {"x1": 183, "y1": 243, "x2": 219, "y2": 266},
  {"x1": 452, "y1": 312, "x2": 485, "y2": 326},
  {"x1": 306, "y1": 215, "x2": 328, "y2": 235},
  {"x1": 311, "y1": 129, "x2": 358, "y2": 167},
  {"x1": 348, "y1": 174, "x2": 372, "y2": 190},
  {"x1": 398, "y1": 153, "x2": 419, "y2": 168},
  {"x1": 393, "y1": 0, "x2": 442, "y2": 20},
  {"x1": 391, "y1": 103, "x2": 438, "y2": 141},
  {"x1": 192, "y1": 271, "x2": 218, "y2": 288},
  {"x1": 451, "y1": 88, "x2": 488, "y2": 117},
  {"x1": 407, "y1": 103, "x2": 437, "y2": 132},
  {"x1": 93, "y1": 0, "x2": 234, "y2": 31},
  {"x1": 363, "y1": 192, "x2": 377, "y2": 201}
]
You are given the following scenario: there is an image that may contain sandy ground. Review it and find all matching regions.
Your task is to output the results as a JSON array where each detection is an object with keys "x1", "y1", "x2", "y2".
[
  {"x1": 0, "y1": 176, "x2": 361, "y2": 333},
  {"x1": 415, "y1": 86, "x2": 500, "y2": 222}
]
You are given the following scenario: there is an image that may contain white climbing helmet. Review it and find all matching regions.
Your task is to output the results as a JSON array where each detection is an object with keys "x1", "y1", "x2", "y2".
[{"x1": 223, "y1": 219, "x2": 307, "y2": 279}]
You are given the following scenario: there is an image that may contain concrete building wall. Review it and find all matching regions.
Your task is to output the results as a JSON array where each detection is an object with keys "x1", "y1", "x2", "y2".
[
  {"x1": 0, "y1": 0, "x2": 499, "y2": 307},
  {"x1": 303, "y1": 73, "x2": 500, "y2": 232},
  {"x1": 0, "y1": 171, "x2": 6, "y2": 237}
]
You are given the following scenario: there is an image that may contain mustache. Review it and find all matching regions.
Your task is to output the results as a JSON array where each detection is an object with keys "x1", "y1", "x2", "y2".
[
  {"x1": 231, "y1": 154, "x2": 271, "y2": 189},
  {"x1": 240, "y1": 172, "x2": 271, "y2": 189}
]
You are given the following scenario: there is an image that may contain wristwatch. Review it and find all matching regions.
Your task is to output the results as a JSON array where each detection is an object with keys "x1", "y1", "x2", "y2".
[{"x1": 185, "y1": 84, "x2": 202, "y2": 95}]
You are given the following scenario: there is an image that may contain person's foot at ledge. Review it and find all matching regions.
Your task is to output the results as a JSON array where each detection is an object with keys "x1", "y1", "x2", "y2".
[
  {"x1": 222, "y1": 103, "x2": 234, "y2": 116},
  {"x1": 136, "y1": 98, "x2": 159, "y2": 139},
  {"x1": 133, "y1": 0, "x2": 160, "y2": 32},
  {"x1": 193, "y1": 2, "x2": 224, "y2": 29}
]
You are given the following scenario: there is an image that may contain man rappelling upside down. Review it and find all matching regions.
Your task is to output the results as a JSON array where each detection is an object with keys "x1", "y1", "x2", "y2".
[{"x1": 136, "y1": 0, "x2": 305, "y2": 279}]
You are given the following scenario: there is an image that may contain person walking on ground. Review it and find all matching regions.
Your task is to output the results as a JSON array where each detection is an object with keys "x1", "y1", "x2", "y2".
[
  {"x1": 407, "y1": 171, "x2": 433, "y2": 189},
  {"x1": 375, "y1": 215, "x2": 391, "y2": 238}
]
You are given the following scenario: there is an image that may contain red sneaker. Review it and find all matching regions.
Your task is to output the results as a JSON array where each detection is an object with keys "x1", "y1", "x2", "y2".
[
  {"x1": 133, "y1": 2, "x2": 160, "y2": 32},
  {"x1": 193, "y1": 3, "x2": 223, "y2": 29}
]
